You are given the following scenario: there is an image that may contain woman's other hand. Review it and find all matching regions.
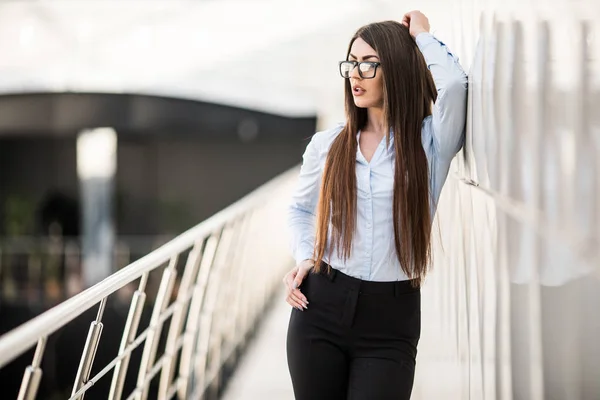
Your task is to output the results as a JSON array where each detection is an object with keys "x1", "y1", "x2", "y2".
[
  {"x1": 401, "y1": 10, "x2": 430, "y2": 39},
  {"x1": 283, "y1": 259, "x2": 313, "y2": 311}
]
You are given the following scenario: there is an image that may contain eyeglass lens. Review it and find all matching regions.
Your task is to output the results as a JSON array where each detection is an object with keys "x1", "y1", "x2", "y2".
[{"x1": 340, "y1": 61, "x2": 377, "y2": 78}]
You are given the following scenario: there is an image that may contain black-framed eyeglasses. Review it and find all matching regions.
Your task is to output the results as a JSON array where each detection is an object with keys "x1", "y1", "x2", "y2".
[{"x1": 338, "y1": 61, "x2": 381, "y2": 79}]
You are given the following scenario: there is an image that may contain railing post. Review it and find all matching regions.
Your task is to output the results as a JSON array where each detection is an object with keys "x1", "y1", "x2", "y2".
[
  {"x1": 108, "y1": 272, "x2": 149, "y2": 400},
  {"x1": 71, "y1": 299, "x2": 107, "y2": 400},
  {"x1": 222, "y1": 213, "x2": 252, "y2": 370},
  {"x1": 157, "y1": 240, "x2": 204, "y2": 399},
  {"x1": 177, "y1": 232, "x2": 221, "y2": 399},
  {"x1": 237, "y1": 211, "x2": 258, "y2": 342},
  {"x1": 212, "y1": 216, "x2": 250, "y2": 391},
  {"x1": 133, "y1": 255, "x2": 178, "y2": 400},
  {"x1": 17, "y1": 337, "x2": 47, "y2": 400},
  {"x1": 191, "y1": 223, "x2": 236, "y2": 399}
]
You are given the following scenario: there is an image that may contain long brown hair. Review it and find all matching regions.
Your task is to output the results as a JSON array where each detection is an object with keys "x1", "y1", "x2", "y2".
[{"x1": 313, "y1": 21, "x2": 437, "y2": 286}]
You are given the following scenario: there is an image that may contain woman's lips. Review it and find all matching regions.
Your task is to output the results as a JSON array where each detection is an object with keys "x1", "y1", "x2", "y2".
[{"x1": 352, "y1": 86, "x2": 366, "y2": 96}]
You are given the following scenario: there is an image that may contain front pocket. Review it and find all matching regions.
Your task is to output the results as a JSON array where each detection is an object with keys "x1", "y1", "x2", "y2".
[{"x1": 302, "y1": 272, "x2": 348, "y2": 309}]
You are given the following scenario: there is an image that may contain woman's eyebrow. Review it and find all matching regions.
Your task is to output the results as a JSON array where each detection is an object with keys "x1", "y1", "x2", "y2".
[{"x1": 348, "y1": 53, "x2": 380, "y2": 60}]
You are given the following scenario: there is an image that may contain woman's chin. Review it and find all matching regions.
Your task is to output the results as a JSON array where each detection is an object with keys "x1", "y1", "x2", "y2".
[{"x1": 353, "y1": 98, "x2": 372, "y2": 108}]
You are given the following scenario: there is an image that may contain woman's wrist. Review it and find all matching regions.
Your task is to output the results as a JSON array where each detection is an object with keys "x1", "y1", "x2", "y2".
[
  {"x1": 297, "y1": 259, "x2": 315, "y2": 269},
  {"x1": 412, "y1": 29, "x2": 430, "y2": 39}
]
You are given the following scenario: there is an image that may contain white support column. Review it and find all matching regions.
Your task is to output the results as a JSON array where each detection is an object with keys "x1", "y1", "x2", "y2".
[{"x1": 76, "y1": 127, "x2": 117, "y2": 287}]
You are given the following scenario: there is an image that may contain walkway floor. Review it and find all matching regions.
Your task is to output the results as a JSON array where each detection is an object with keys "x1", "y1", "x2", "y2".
[{"x1": 222, "y1": 288, "x2": 295, "y2": 400}]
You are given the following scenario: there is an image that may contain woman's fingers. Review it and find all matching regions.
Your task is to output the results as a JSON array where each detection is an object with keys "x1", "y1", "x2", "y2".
[
  {"x1": 282, "y1": 268, "x2": 297, "y2": 289},
  {"x1": 283, "y1": 277, "x2": 308, "y2": 310},
  {"x1": 283, "y1": 265, "x2": 311, "y2": 310},
  {"x1": 286, "y1": 293, "x2": 306, "y2": 310},
  {"x1": 285, "y1": 278, "x2": 308, "y2": 310},
  {"x1": 293, "y1": 264, "x2": 310, "y2": 289},
  {"x1": 401, "y1": 13, "x2": 411, "y2": 27},
  {"x1": 401, "y1": 10, "x2": 430, "y2": 38},
  {"x1": 285, "y1": 285, "x2": 307, "y2": 309},
  {"x1": 294, "y1": 288, "x2": 308, "y2": 304},
  {"x1": 289, "y1": 288, "x2": 308, "y2": 308}
]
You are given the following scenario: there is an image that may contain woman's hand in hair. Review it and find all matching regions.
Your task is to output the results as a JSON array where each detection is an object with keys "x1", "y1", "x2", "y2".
[
  {"x1": 283, "y1": 259, "x2": 313, "y2": 311},
  {"x1": 401, "y1": 10, "x2": 430, "y2": 39}
]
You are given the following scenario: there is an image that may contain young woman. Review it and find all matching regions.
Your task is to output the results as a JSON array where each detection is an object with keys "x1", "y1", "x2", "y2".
[{"x1": 283, "y1": 11, "x2": 467, "y2": 399}]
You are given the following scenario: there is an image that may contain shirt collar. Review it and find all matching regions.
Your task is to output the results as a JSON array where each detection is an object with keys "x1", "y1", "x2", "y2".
[{"x1": 356, "y1": 128, "x2": 395, "y2": 151}]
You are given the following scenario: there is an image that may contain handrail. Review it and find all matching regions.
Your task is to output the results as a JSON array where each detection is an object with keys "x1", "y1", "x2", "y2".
[{"x1": 0, "y1": 166, "x2": 299, "y2": 399}]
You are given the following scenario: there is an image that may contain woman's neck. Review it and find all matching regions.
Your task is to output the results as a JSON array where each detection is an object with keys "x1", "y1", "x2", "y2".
[{"x1": 364, "y1": 107, "x2": 385, "y2": 138}]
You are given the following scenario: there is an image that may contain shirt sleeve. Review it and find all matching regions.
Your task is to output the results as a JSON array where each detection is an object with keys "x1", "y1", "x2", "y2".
[
  {"x1": 287, "y1": 133, "x2": 323, "y2": 265},
  {"x1": 416, "y1": 32, "x2": 468, "y2": 159}
]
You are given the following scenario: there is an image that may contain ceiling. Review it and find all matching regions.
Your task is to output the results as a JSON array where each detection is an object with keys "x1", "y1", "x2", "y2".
[{"x1": 0, "y1": 0, "x2": 391, "y2": 121}]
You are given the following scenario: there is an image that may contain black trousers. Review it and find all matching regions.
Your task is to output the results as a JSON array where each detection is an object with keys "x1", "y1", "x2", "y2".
[{"x1": 286, "y1": 265, "x2": 421, "y2": 400}]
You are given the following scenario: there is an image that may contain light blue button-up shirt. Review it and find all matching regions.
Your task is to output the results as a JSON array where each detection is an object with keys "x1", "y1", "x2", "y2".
[{"x1": 287, "y1": 32, "x2": 468, "y2": 281}]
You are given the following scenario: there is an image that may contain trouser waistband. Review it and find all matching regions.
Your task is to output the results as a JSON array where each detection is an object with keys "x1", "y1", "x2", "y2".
[{"x1": 315, "y1": 262, "x2": 419, "y2": 296}]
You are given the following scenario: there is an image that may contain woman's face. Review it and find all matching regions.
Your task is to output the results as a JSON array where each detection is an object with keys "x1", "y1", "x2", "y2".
[{"x1": 347, "y1": 37, "x2": 384, "y2": 109}]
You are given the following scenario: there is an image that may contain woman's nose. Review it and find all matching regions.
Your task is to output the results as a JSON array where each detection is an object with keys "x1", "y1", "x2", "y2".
[{"x1": 350, "y1": 64, "x2": 361, "y2": 79}]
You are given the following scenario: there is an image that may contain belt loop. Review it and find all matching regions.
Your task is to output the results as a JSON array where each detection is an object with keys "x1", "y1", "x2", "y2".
[{"x1": 394, "y1": 282, "x2": 400, "y2": 298}]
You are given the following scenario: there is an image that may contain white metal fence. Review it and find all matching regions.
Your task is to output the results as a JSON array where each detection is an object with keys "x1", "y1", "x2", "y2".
[
  {"x1": 0, "y1": 235, "x2": 190, "y2": 306},
  {"x1": 0, "y1": 168, "x2": 297, "y2": 400}
]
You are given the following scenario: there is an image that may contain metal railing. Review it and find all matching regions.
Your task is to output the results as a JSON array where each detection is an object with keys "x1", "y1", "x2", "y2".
[
  {"x1": 0, "y1": 167, "x2": 298, "y2": 400},
  {"x1": 0, "y1": 235, "x2": 185, "y2": 305}
]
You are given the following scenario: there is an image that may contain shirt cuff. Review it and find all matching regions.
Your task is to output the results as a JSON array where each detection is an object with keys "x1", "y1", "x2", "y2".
[
  {"x1": 415, "y1": 31, "x2": 439, "y2": 50},
  {"x1": 294, "y1": 245, "x2": 314, "y2": 266}
]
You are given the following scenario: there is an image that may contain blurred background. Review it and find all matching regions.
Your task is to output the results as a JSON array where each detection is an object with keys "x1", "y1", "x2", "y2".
[{"x1": 0, "y1": 0, "x2": 598, "y2": 399}]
